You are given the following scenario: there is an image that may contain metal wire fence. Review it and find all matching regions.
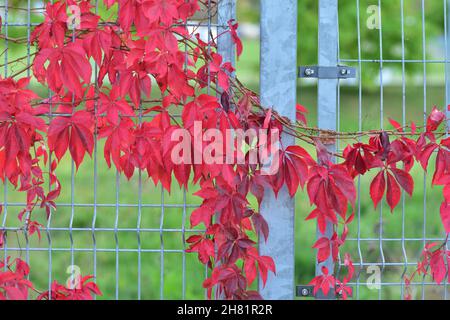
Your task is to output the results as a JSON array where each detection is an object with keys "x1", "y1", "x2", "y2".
[
  {"x1": 300, "y1": 0, "x2": 450, "y2": 299},
  {"x1": 1, "y1": 0, "x2": 449, "y2": 301}
]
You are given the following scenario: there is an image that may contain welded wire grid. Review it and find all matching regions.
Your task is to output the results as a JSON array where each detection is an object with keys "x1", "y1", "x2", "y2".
[
  {"x1": 0, "y1": 0, "x2": 234, "y2": 300},
  {"x1": 334, "y1": 0, "x2": 450, "y2": 300}
]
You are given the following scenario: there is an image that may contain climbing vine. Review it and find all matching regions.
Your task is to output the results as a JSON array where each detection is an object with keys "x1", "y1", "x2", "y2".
[{"x1": 0, "y1": 0, "x2": 449, "y2": 300}]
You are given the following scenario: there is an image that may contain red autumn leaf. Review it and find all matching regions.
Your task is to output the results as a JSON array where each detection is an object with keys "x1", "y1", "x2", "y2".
[
  {"x1": 30, "y1": 1, "x2": 68, "y2": 48},
  {"x1": 285, "y1": 145, "x2": 311, "y2": 191},
  {"x1": 306, "y1": 164, "x2": 355, "y2": 220},
  {"x1": 244, "y1": 256, "x2": 257, "y2": 286},
  {"x1": 37, "y1": 275, "x2": 102, "y2": 300},
  {"x1": 388, "y1": 118, "x2": 403, "y2": 132},
  {"x1": 284, "y1": 156, "x2": 300, "y2": 197},
  {"x1": 343, "y1": 253, "x2": 355, "y2": 284},
  {"x1": 305, "y1": 208, "x2": 337, "y2": 235},
  {"x1": 186, "y1": 235, "x2": 215, "y2": 264},
  {"x1": 190, "y1": 205, "x2": 214, "y2": 228},
  {"x1": 48, "y1": 111, "x2": 94, "y2": 169},
  {"x1": 309, "y1": 266, "x2": 335, "y2": 296},
  {"x1": 82, "y1": 28, "x2": 115, "y2": 66},
  {"x1": 246, "y1": 247, "x2": 275, "y2": 287},
  {"x1": 426, "y1": 107, "x2": 445, "y2": 132},
  {"x1": 143, "y1": 0, "x2": 179, "y2": 26},
  {"x1": 28, "y1": 221, "x2": 43, "y2": 241},
  {"x1": 430, "y1": 250, "x2": 447, "y2": 285},
  {"x1": 386, "y1": 171, "x2": 401, "y2": 212},
  {"x1": 96, "y1": 87, "x2": 135, "y2": 126},
  {"x1": 440, "y1": 201, "x2": 450, "y2": 233},
  {"x1": 411, "y1": 121, "x2": 417, "y2": 134},
  {"x1": 296, "y1": 103, "x2": 308, "y2": 125},
  {"x1": 257, "y1": 255, "x2": 276, "y2": 287},
  {"x1": 228, "y1": 20, "x2": 243, "y2": 58},
  {"x1": 390, "y1": 168, "x2": 414, "y2": 197},
  {"x1": 432, "y1": 149, "x2": 450, "y2": 186},
  {"x1": 416, "y1": 142, "x2": 439, "y2": 171},
  {"x1": 370, "y1": 170, "x2": 385, "y2": 209},
  {"x1": 444, "y1": 184, "x2": 450, "y2": 202},
  {"x1": 251, "y1": 213, "x2": 269, "y2": 242},
  {"x1": 313, "y1": 237, "x2": 331, "y2": 263}
]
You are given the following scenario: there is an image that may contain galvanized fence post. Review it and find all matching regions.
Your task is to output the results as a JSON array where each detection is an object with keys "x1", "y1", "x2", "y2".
[
  {"x1": 259, "y1": 0, "x2": 298, "y2": 300},
  {"x1": 218, "y1": 0, "x2": 236, "y2": 71},
  {"x1": 316, "y1": 0, "x2": 338, "y2": 299}
]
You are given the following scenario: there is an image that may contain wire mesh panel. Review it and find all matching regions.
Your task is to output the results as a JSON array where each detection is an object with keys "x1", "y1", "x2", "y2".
[
  {"x1": 0, "y1": 0, "x2": 235, "y2": 300},
  {"x1": 296, "y1": 0, "x2": 450, "y2": 300}
]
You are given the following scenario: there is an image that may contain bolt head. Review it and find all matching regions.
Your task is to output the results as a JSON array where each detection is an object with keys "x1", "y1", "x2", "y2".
[
  {"x1": 301, "y1": 288, "x2": 309, "y2": 296},
  {"x1": 304, "y1": 68, "x2": 314, "y2": 76}
]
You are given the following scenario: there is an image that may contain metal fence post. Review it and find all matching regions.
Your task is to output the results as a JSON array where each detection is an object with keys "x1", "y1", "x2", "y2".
[
  {"x1": 218, "y1": 0, "x2": 236, "y2": 71},
  {"x1": 259, "y1": 0, "x2": 297, "y2": 300},
  {"x1": 316, "y1": 0, "x2": 338, "y2": 299}
]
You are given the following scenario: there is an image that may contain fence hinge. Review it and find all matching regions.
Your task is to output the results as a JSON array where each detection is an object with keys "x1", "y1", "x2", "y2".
[
  {"x1": 298, "y1": 65, "x2": 356, "y2": 79},
  {"x1": 296, "y1": 285, "x2": 353, "y2": 299}
]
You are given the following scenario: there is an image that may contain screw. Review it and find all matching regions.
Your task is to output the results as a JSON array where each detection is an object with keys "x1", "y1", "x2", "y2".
[
  {"x1": 340, "y1": 68, "x2": 349, "y2": 76},
  {"x1": 301, "y1": 288, "x2": 309, "y2": 297},
  {"x1": 304, "y1": 68, "x2": 315, "y2": 77}
]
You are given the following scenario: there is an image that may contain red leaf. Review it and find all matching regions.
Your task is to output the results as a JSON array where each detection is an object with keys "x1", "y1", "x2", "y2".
[
  {"x1": 444, "y1": 184, "x2": 450, "y2": 202},
  {"x1": 258, "y1": 255, "x2": 276, "y2": 287},
  {"x1": 430, "y1": 250, "x2": 446, "y2": 285},
  {"x1": 417, "y1": 143, "x2": 438, "y2": 171},
  {"x1": 251, "y1": 213, "x2": 269, "y2": 242},
  {"x1": 186, "y1": 236, "x2": 215, "y2": 264},
  {"x1": 390, "y1": 168, "x2": 414, "y2": 196},
  {"x1": 370, "y1": 170, "x2": 385, "y2": 209},
  {"x1": 432, "y1": 149, "x2": 450, "y2": 186},
  {"x1": 305, "y1": 208, "x2": 337, "y2": 234},
  {"x1": 296, "y1": 103, "x2": 308, "y2": 125},
  {"x1": 190, "y1": 205, "x2": 214, "y2": 228},
  {"x1": 313, "y1": 237, "x2": 331, "y2": 263},
  {"x1": 426, "y1": 107, "x2": 445, "y2": 132},
  {"x1": 143, "y1": 0, "x2": 179, "y2": 26},
  {"x1": 309, "y1": 266, "x2": 335, "y2": 296},
  {"x1": 244, "y1": 257, "x2": 257, "y2": 287},
  {"x1": 440, "y1": 201, "x2": 450, "y2": 233},
  {"x1": 389, "y1": 118, "x2": 403, "y2": 132},
  {"x1": 228, "y1": 20, "x2": 243, "y2": 58},
  {"x1": 386, "y1": 172, "x2": 401, "y2": 212},
  {"x1": 48, "y1": 111, "x2": 94, "y2": 169},
  {"x1": 4, "y1": 286, "x2": 27, "y2": 300},
  {"x1": 284, "y1": 157, "x2": 300, "y2": 197}
]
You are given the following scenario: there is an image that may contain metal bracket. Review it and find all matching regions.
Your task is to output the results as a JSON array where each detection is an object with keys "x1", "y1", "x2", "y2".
[
  {"x1": 298, "y1": 66, "x2": 356, "y2": 79},
  {"x1": 296, "y1": 285, "x2": 353, "y2": 299}
]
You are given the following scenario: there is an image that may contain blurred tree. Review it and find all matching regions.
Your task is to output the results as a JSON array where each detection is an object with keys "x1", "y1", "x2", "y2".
[
  {"x1": 1, "y1": 0, "x2": 447, "y2": 88},
  {"x1": 299, "y1": 0, "x2": 445, "y2": 88},
  {"x1": 238, "y1": 0, "x2": 446, "y2": 88}
]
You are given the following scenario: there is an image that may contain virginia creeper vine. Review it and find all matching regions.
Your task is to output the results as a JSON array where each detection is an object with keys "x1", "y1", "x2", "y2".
[{"x1": 0, "y1": 0, "x2": 449, "y2": 300}]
